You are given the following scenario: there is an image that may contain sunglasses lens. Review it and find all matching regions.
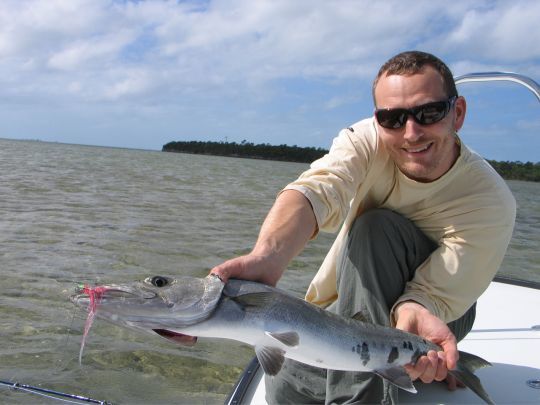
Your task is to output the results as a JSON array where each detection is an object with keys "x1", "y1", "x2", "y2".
[
  {"x1": 375, "y1": 109, "x2": 407, "y2": 129},
  {"x1": 413, "y1": 101, "x2": 448, "y2": 125}
]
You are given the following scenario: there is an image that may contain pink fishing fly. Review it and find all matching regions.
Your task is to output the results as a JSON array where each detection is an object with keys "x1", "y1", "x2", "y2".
[{"x1": 78, "y1": 284, "x2": 108, "y2": 364}]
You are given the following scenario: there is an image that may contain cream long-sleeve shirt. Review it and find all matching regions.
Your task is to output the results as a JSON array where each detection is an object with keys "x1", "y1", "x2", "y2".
[{"x1": 284, "y1": 118, "x2": 516, "y2": 323}]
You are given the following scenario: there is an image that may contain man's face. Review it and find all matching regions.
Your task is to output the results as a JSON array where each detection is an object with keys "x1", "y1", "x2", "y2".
[{"x1": 373, "y1": 66, "x2": 466, "y2": 182}]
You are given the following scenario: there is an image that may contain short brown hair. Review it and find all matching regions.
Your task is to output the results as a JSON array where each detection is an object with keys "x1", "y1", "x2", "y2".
[{"x1": 372, "y1": 51, "x2": 458, "y2": 105}]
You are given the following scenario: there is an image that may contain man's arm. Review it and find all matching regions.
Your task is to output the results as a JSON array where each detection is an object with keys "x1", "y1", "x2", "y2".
[{"x1": 210, "y1": 189, "x2": 317, "y2": 286}]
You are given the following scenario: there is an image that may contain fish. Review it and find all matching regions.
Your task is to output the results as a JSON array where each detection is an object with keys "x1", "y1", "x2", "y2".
[{"x1": 70, "y1": 274, "x2": 493, "y2": 404}]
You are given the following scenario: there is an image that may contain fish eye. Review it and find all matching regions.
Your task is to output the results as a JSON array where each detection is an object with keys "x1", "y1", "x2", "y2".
[{"x1": 149, "y1": 276, "x2": 169, "y2": 288}]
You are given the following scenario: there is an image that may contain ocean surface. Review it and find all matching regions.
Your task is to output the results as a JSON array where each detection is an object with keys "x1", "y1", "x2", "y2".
[{"x1": 1, "y1": 138, "x2": 538, "y2": 404}]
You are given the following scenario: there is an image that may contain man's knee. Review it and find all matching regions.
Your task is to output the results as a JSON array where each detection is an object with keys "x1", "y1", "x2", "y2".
[
  {"x1": 349, "y1": 209, "x2": 437, "y2": 258},
  {"x1": 339, "y1": 209, "x2": 437, "y2": 309},
  {"x1": 351, "y1": 208, "x2": 398, "y2": 231},
  {"x1": 348, "y1": 209, "x2": 409, "y2": 249}
]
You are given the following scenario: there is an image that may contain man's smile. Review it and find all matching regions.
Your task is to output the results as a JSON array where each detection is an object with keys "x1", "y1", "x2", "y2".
[{"x1": 403, "y1": 142, "x2": 433, "y2": 154}]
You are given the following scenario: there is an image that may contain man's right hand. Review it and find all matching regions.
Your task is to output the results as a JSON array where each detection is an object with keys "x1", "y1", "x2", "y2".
[{"x1": 210, "y1": 253, "x2": 282, "y2": 286}]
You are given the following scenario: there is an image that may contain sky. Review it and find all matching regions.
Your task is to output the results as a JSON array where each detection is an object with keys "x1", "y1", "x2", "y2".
[{"x1": 1, "y1": 0, "x2": 539, "y2": 162}]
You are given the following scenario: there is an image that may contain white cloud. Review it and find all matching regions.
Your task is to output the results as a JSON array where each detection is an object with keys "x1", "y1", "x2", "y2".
[
  {"x1": 47, "y1": 30, "x2": 136, "y2": 71},
  {"x1": 0, "y1": 0, "x2": 108, "y2": 57},
  {"x1": 103, "y1": 68, "x2": 154, "y2": 99},
  {"x1": 324, "y1": 94, "x2": 363, "y2": 110},
  {"x1": 438, "y1": 1, "x2": 540, "y2": 62},
  {"x1": 0, "y1": 0, "x2": 538, "y2": 115}
]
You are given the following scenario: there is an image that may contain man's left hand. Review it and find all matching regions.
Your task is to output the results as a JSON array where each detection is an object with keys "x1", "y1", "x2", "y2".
[{"x1": 394, "y1": 301, "x2": 458, "y2": 384}]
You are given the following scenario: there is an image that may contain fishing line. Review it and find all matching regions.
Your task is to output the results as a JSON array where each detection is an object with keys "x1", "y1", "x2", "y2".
[{"x1": 66, "y1": 308, "x2": 88, "y2": 363}]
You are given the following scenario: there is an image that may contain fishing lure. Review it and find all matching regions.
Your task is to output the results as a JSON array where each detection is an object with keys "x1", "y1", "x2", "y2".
[{"x1": 77, "y1": 284, "x2": 108, "y2": 365}]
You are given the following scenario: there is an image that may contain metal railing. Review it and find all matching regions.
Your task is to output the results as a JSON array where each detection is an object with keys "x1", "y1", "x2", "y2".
[{"x1": 455, "y1": 72, "x2": 540, "y2": 103}]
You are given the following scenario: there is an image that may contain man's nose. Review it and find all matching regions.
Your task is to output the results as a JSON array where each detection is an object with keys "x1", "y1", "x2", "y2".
[{"x1": 403, "y1": 117, "x2": 424, "y2": 142}]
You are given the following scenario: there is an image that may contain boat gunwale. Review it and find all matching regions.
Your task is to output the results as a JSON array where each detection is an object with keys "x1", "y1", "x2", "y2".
[{"x1": 493, "y1": 274, "x2": 540, "y2": 290}]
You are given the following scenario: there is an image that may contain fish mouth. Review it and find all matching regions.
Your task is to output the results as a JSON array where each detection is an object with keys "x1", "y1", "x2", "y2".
[
  {"x1": 71, "y1": 285, "x2": 157, "y2": 304},
  {"x1": 152, "y1": 329, "x2": 198, "y2": 346}
]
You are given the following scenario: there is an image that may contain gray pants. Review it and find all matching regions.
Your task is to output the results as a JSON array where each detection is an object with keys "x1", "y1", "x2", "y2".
[{"x1": 265, "y1": 209, "x2": 476, "y2": 404}]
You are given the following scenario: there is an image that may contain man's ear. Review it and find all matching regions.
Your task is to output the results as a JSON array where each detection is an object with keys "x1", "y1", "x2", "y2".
[{"x1": 453, "y1": 96, "x2": 467, "y2": 131}]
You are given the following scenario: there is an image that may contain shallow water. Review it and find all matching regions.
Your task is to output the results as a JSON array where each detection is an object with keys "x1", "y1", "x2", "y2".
[{"x1": 0, "y1": 139, "x2": 538, "y2": 404}]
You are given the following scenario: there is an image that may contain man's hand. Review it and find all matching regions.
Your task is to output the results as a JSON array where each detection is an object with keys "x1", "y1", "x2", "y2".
[
  {"x1": 394, "y1": 301, "x2": 458, "y2": 384},
  {"x1": 210, "y1": 253, "x2": 281, "y2": 286}
]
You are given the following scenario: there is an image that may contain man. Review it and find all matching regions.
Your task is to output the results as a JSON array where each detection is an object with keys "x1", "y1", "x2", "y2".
[{"x1": 210, "y1": 51, "x2": 516, "y2": 403}]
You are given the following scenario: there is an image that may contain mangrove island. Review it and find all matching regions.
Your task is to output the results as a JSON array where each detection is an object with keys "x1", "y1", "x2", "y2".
[{"x1": 162, "y1": 140, "x2": 540, "y2": 182}]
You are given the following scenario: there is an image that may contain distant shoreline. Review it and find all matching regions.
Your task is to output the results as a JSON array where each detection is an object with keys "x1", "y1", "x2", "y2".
[
  {"x1": 162, "y1": 140, "x2": 327, "y2": 164},
  {"x1": 162, "y1": 140, "x2": 540, "y2": 182}
]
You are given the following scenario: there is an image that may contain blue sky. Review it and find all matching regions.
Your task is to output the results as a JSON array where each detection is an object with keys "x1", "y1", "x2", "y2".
[{"x1": 1, "y1": 0, "x2": 539, "y2": 161}]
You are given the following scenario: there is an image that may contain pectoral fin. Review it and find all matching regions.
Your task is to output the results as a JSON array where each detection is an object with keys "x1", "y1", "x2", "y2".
[
  {"x1": 152, "y1": 329, "x2": 198, "y2": 346},
  {"x1": 255, "y1": 346, "x2": 285, "y2": 376},
  {"x1": 374, "y1": 367, "x2": 417, "y2": 393},
  {"x1": 265, "y1": 331, "x2": 299, "y2": 347}
]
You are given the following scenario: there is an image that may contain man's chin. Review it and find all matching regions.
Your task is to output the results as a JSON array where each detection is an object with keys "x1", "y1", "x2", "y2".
[{"x1": 397, "y1": 164, "x2": 435, "y2": 182}]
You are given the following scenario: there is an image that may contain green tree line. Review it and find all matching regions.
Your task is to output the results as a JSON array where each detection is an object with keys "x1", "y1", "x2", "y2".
[
  {"x1": 163, "y1": 140, "x2": 540, "y2": 182},
  {"x1": 487, "y1": 160, "x2": 540, "y2": 182},
  {"x1": 162, "y1": 140, "x2": 327, "y2": 163}
]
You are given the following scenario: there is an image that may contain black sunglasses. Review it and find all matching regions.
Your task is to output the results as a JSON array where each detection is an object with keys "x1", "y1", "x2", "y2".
[{"x1": 375, "y1": 96, "x2": 457, "y2": 129}]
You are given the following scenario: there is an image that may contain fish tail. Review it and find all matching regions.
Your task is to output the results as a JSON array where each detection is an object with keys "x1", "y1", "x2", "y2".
[{"x1": 449, "y1": 350, "x2": 494, "y2": 404}]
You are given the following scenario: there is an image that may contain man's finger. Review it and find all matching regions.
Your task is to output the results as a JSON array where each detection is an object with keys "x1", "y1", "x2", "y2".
[
  {"x1": 434, "y1": 353, "x2": 448, "y2": 382},
  {"x1": 440, "y1": 339, "x2": 459, "y2": 370},
  {"x1": 210, "y1": 268, "x2": 230, "y2": 283},
  {"x1": 418, "y1": 350, "x2": 439, "y2": 383},
  {"x1": 406, "y1": 351, "x2": 436, "y2": 382}
]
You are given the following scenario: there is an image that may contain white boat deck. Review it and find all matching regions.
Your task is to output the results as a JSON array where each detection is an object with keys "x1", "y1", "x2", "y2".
[
  {"x1": 401, "y1": 280, "x2": 540, "y2": 404},
  {"x1": 237, "y1": 280, "x2": 540, "y2": 404}
]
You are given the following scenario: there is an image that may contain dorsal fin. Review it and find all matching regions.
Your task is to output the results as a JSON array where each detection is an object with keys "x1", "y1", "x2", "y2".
[{"x1": 232, "y1": 292, "x2": 280, "y2": 308}]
